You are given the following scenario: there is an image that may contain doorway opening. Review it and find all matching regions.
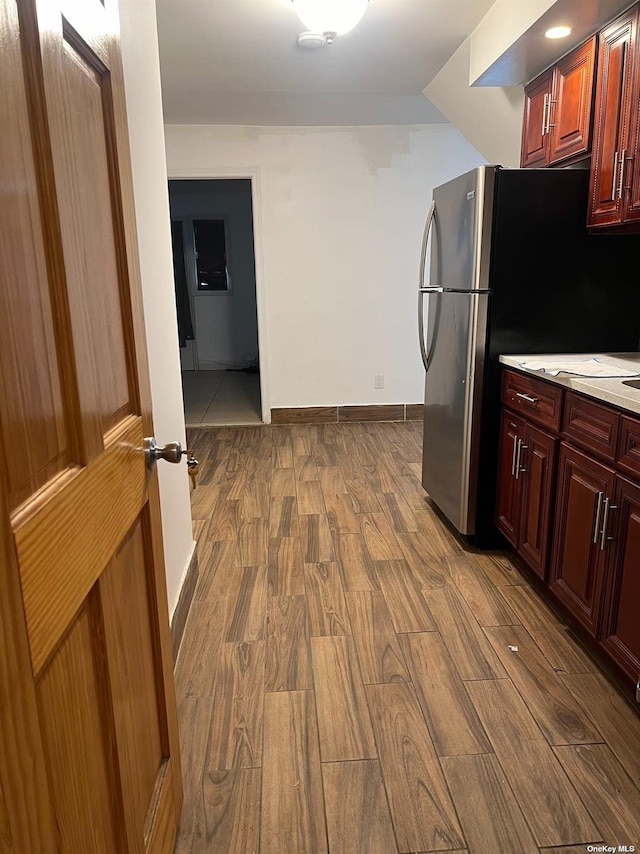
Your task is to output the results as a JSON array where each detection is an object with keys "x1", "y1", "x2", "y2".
[{"x1": 169, "y1": 179, "x2": 262, "y2": 425}]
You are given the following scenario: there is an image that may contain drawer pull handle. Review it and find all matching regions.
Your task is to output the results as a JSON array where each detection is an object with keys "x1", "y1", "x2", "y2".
[
  {"x1": 517, "y1": 444, "x2": 529, "y2": 476},
  {"x1": 515, "y1": 392, "x2": 540, "y2": 405},
  {"x1": 600, "y1": 499, "x2": 617, "y2": 552},
  {"x1": 593, "y1": 491, "x2": 604, "y2": 544}
]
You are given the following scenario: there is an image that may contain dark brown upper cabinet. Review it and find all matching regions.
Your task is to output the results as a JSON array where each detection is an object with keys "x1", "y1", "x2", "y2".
[
  {"x1": 588, "y1": 7, "x2": 639, "y2": 228},
  {"x1": 521, "y1": 37, "x2": 597, "y2": 168}
]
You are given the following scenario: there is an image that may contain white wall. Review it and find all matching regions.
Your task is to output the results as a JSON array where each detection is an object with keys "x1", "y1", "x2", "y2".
[
  {"x1": 170, "y1": 184, "x2": 259, "y2": 370},
  {"x1": 119, "y1": 0, "x2": 195, "y2": 616},
  {"x1": 424, "y1": 38, "x2": 524, "y2": 167},
  {"x1": 165, "y1": 124, "x2": 485, "y2": 408}
]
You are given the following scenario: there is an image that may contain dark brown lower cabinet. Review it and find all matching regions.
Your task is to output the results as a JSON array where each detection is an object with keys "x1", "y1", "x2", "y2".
[
  {"x1": 496, "y1": 412, "x2": 524, "y2": 547},
  {"x1": 496, "y1": 411, "x2": 557, "y2": 578},
  {"x1": 550, "y1": 443, "x2": 615, "y2": 636},
  {"x1": 498, "y1": 369, "x2": 640, "y2": 696},
  {"x1": 518, "y1": 424, "x2": 557, "y2": 578},
  {"x1": 601, "y1": 476, "x2": 640, "y2": 685}
]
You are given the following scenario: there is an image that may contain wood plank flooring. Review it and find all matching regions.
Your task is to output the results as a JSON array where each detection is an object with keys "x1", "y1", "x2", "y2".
[{"x1": 175, "y1": 421, "x2": 640, "y2": 854}]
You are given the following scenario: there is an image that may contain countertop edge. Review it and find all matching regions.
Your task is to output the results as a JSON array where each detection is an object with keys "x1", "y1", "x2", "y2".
[{"x1": 498, "y1": 353, "x2": 640, "y2": 418}]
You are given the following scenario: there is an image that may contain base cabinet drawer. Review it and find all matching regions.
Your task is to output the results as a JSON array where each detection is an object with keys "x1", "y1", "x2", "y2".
[
  {"x1": 562, "y1": 391, "x2": 619, "y2": 462},
  {"x1": 618, "y1": 415, "x2": 640, "y2": 478},
  {"x1": 601, "y1": 476, "x2": 640, "y2": 683},
  {"x1": 502, "y1": 369, "x2": 563, "y2": 432}
]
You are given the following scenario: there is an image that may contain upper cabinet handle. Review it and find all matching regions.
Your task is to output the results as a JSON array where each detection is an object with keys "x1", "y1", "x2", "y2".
[
  {"x1": 612, "y1": 151, "x2": 619, "y2": 202},
  {"x1": 541, "y1": 93, "x2": 549, "y2": 137},
  {"x1": 546, "y1": 98, "x2": 556, "y2": 134},
  {"x1": 618, "y1": 149, "x2": 627, "y2": 199}
]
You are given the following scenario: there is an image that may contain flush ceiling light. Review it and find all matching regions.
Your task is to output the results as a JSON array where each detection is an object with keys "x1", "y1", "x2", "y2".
[
  {"x1": 292, "y1": 0, "x2": 369, "y2": 43},
  {"x1": 545, "y1": 25, "x2": 572, "y2": 39}
]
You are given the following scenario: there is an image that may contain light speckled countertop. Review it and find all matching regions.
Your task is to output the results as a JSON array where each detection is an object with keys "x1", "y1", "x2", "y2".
[{"x1": 499, "y1": 353, "x2": 640, "y2": 417}]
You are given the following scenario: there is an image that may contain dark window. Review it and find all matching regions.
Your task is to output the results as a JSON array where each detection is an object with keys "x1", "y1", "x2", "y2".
[{"x1": 193, "y1": 219, "x2": 228, "y2": 291}]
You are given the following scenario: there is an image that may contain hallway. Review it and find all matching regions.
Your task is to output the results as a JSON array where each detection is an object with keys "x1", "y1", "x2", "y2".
[
  {"x1": 182, "y1": 370, "x2": 261, "y2": 426},
  {"x1": 174, "y1": 421, "x2": 640, "y2": 853}
]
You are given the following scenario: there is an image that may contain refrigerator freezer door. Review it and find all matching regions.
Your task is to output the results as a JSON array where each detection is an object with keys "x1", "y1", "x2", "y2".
[
  {"x1": 422, "y1": 290, "x2": 489, "y2": 534},
  {"x1": 430, "y1": 167, "x2": 494, "y2": 293}
]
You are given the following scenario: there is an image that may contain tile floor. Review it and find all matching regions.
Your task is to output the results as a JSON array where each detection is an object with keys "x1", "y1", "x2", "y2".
[
  {"x1": 174, "y1": 420, "x2": 640, "y2": 854},
  {"x1": 182, "y1": 370, "x2": 261, "y2": 426}
]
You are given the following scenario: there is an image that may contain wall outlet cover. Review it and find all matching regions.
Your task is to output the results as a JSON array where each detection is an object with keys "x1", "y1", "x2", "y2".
[{"x1": 374, "y1": 374, "x2": 384, "y2": 389}]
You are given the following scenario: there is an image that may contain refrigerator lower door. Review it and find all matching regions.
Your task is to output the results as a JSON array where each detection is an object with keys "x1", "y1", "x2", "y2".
[{"x1": 422, "y1": 290, "x2": 488, "y2": 535}]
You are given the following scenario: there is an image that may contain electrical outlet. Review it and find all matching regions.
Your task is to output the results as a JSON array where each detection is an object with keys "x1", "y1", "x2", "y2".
[{"x1": 374, "y1": 374, "x2": 384, "y2": 390}]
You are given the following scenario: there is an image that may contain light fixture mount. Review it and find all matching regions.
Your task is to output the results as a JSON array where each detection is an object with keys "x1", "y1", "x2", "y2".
[{"x1": 297, "y1": 31, "x2": 328, "y2": 49}]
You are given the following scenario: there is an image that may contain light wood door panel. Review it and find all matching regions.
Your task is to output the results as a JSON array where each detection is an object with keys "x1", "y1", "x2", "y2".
[
  {"x1": 0, "y1": 0, "x2": 70, "y2": 512},
  {"x1": 37, "y1": 605, "x2": 125, "y2": 853},
  {"x1": 0, "y1": 0, "x2": 182, "y2": 850}
]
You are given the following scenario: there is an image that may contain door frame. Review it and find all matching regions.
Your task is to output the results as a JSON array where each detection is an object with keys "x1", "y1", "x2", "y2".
[{"x1": 167, "y1": 168, "x2": 271, "y2": 424}]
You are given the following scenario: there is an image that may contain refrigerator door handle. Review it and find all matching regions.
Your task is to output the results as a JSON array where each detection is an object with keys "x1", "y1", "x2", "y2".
[
  {"x1": 418, "y1": 201, "x2": 436, "y2": 292},
  {"x1": 418, "y1": 289, "x2": 431, "y2": 371},
  {"x1": 418, "y1": 201, "x2": 437, "y2": 372}
]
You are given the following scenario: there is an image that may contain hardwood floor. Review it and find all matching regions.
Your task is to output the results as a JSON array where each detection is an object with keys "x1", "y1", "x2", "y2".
[{"x1": 175, "y1": 421, "x2": 640, "y2": 854}]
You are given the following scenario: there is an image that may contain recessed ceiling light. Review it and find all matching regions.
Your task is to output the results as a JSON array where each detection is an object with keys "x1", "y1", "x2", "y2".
[{"x1": 545, "y1": 26, "x2": 572, "y2": 39}]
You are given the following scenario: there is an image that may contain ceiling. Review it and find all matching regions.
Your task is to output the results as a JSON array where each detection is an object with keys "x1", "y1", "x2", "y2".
[{"x1": 156, "y1": 0, "x2": 498, "y2": 125}]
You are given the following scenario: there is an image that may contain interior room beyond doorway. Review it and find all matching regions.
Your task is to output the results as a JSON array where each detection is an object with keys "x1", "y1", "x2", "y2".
[{"x1": 169, "y1": 178, "x2": 261, "y2": 426}]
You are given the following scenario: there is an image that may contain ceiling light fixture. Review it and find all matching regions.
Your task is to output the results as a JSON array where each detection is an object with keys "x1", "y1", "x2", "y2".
[
  {"x1": 293, "y1": 0, "x2": 369, "y2": 46},
  {"x1": 545, "y1": 25, "x2": 572, "y2": 39}
]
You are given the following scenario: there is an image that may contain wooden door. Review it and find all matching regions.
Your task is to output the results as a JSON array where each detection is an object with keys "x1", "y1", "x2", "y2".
[
  {"x1": 0, "y1": 0, "x2": 182, "y2": 851},
  {"x1": 548, "y1": 37, "x2": 597, "y2": 166},
  {"x1": 495, "y1": 411, "x2": 524, "y2": 547},
  {"x1": 550, "y1": 443, "x2": 614, "y2": 637},
  {"x1": 588, "y1": 7, "x2": 638, "y2": 228},
  {"x1": 518, "y1": 423, "x2": 557, "y2": 580},
  {"x1": 601, "y1": 476, "x2": 640, "y2": 684},
  {"x1": 521, "y1": 71, "x2": 552, "y2": 168}
]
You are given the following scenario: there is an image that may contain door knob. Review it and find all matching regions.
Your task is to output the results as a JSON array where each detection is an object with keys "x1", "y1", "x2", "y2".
[
  {"x1": 144, "y1": 438, "x2": 200, "y2": 487},
  {"x1": 144, "y1": 437, "x2": 188, "y2": 465}
]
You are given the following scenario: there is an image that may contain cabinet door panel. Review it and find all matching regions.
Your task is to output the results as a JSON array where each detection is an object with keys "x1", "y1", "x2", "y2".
[
  {"x1": 521, "y1": 73, "x2": 552, "y2": 168},
  {"x1": 518, "y1": 424, "x2": 557, "y2": 580},
  {"x1": 601, "y1": 476, "x2": 640, "y2": 683},
  {"x1": 588, "y1": 8, "x2": 637, "y2": 227},
  {"x1": 496, "y1": 412, "x2": 524, "y2": 547},
  {"x1": 549, "y1": 37, "x2": 597, "y2": 165},
  {"x1": 550, "y1": 444, "x2": 614, "y2": 636}
]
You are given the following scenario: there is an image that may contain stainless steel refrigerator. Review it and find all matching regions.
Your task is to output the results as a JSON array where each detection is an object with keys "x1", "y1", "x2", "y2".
[{"x1": 418, "y1": 165, "x2": 640, "y2": 548}]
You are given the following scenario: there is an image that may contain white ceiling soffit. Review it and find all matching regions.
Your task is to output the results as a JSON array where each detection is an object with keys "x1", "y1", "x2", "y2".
[
  {"x1": 471, "y1": 0, "x2": 636, "y2": 87},
  {"x1": 156, "y1": 0, "x2": 497, "y2": 125}
]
